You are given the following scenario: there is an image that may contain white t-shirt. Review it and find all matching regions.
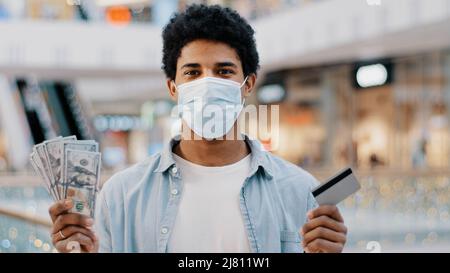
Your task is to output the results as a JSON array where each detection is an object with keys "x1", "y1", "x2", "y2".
[{"x1": 167, "y1": 153, "x2": 252, "y2": 253}]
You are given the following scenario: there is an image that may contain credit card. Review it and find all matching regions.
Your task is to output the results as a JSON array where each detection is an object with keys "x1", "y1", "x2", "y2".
[{"x1": 312, "y1": 168, "x2": 361, "y2": 205}]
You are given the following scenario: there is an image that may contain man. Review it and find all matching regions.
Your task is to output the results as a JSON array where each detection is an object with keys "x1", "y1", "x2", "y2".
[{"x1": 48, "y1": 4, "x2": 347, "y2": 253}]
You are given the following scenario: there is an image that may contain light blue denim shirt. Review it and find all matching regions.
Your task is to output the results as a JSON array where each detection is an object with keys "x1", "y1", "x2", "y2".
[{"x1": 95, "y1": 137, "x2": 319, "y2": 253}]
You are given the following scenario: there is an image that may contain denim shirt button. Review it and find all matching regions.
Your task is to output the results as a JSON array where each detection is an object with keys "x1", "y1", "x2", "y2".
[
  {"x1": 161, "y1": 227, "x2": 169, "y2": 234},
  {"x1": 171, "y1": 189, "x2": 178, "y2": 195},
  {"x1": 171, "y1": 166, "x2": 178, "y2": 174}
]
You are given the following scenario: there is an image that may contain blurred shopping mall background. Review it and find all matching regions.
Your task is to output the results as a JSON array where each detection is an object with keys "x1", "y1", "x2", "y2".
[{"x1": 1, "y1": 0, "x2": 450, "y2": 253}]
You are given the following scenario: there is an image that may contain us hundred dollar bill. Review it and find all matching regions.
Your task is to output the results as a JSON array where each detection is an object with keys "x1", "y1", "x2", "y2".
[
  {"x1": 44, "y1": 136, "x2": 76, "y2": 198},
  {"x1": 34, "y1": 143, "x2": 60, "y2": 200},
  {"x1": 61, "y1": 140, "x2": 99, "y2": 198},
  {"x1": 64, "y1": 149, "x2": 101, "y2": 217}
]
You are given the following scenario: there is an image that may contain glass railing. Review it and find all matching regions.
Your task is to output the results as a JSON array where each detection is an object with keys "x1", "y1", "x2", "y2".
[
  {"x1": 1, "y1": 169, "x2": 450, "y2": 253},
  {"x1": 0, "y1": 215, "x2": 53, "y2": 253},
  {"x1": 311, "y1": 169, "x2": 450, "y2": 252},
  {"x1": 0, "y1": 184, "x2": 54, "y2": 253}
]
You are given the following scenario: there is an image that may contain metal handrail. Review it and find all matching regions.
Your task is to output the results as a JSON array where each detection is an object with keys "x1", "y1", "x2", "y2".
[
  {"x1": 0, "y1": 207, "x2": 52, "y2": 228},
  {"x1": 0, "y1": 173, "x2": 113, "y2": 187}
]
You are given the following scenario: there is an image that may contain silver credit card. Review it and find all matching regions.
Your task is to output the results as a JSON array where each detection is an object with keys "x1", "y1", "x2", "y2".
[{"x1": 312, "y1": 168, "x2": 361, "y2": 205}]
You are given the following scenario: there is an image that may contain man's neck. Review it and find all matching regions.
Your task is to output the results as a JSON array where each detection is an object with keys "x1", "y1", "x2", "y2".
[{"x1": 173, "y1": 137, "x2": 250, "y2": 167}]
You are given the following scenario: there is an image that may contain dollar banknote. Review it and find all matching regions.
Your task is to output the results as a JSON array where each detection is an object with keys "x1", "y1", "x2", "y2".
[
  {"x1": 29, "y1": 136, "x2": 101, "y2": 218},
  {"x1": 44, "y1": 136, "x2": 76, "y2": 199},
  {"x1": 64, "y1": 149, "x2": 101, "y2": 217},
  {"x1": 61, "y1": 140, "x2": 99, "y2": 198},
  {"x1": 30, "y1": 152, "x2": 57, "y2": 201},
  {"x1": 34, "y1": 143, "x2": 60, "y2": 200}
]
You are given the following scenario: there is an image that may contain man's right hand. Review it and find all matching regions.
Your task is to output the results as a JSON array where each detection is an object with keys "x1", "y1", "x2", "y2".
[{"x1": 48, "y1": 199, "x2": 99, "y2": 253}]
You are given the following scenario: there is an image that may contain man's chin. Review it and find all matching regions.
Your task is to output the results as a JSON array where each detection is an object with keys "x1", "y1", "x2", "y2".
[{"x1": 203, "y1": 136, "x2": 221, "y2": 142}]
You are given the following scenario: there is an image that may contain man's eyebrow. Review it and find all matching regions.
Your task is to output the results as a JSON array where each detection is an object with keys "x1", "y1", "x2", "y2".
[
  {"x1": 216, "y1": 62, "x2": 238, "y2": 68},
  {"x1": 180, "y1": 63, "x2": 201, "y2": 69}
]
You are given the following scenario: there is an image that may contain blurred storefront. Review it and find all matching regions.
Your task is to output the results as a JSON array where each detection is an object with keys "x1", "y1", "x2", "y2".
[{"x1": 267, "y1": 51, "x2": 450, "y2": 172}]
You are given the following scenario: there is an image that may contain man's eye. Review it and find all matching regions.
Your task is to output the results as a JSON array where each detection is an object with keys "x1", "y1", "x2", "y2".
[
  {"x1": 218, "y1": 69, "x2": 234, "y2": 75},
  {"x1": 185, "y1": 70, "x2": 200, "y2": 76}
]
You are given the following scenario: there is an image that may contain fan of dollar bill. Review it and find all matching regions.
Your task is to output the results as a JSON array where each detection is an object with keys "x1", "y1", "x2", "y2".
[{"x1": 29, "y1": 136, "x2": 101, "y2": 217}]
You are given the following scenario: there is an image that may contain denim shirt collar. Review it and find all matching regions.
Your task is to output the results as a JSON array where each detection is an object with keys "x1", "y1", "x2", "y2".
[{"x1": 154, "y1": 136, "x2": 273, "y2": 179}]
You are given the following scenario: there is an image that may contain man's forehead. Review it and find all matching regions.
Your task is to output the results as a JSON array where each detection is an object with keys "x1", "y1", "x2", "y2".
[
  {"x1": 178, "y1": 40, "x2": 241, "y2": 66},
  {"x1": 179, "y1": 61, "x2": 239, "y2": 69}
]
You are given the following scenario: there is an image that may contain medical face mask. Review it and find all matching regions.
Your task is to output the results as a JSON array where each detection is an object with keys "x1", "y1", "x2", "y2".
[{"x1": 174, "y1": 76, "x2": 248, "y2": 140}]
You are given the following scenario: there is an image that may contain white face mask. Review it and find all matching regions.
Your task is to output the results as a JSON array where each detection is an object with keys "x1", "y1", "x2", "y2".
[{"x1": 174, "y1": 76, "x2": 248, "y2": 140}]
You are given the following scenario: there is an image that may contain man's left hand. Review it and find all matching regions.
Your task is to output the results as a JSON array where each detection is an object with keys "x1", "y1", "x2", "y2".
[{"x1": 300, "y1": 205, "x2": 347, "y2": 253}]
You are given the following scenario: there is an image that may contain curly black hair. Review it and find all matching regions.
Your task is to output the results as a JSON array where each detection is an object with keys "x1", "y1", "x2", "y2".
[{"x1": 162, "y1": 4, "x2": 260, "y2": 80}]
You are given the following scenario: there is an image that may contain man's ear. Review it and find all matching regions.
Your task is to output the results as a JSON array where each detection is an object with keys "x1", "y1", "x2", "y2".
[
  {"x1": 166, "y1": 79, "x2": 177, "y2": 101},
  {"x1": 243, "y1": 73, "x2": 257, "y2": 98}
]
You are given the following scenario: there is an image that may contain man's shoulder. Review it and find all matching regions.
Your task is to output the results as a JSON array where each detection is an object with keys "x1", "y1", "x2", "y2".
[
  {"x1": 263, "y1": 151, "x2": 319, "y2": 190},
  {"x1": 100, "y1": 153, "x2": 162, "y2": 196},
  {"x1": 261, "y1": 151, "x2": 319, "y2": 212}
]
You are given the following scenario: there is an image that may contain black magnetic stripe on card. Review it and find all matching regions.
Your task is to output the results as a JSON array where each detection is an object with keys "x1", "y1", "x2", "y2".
[{"x1": 312, "y1": 168, "x2": 353, "y2": 197}]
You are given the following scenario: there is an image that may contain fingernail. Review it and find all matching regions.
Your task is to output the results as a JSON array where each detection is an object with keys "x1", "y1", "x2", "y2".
[
  {"x1": 307, "y1": 212, "x2": 313, "y2": 219},
  {"x1": 64, "y1": 200, "x2": 72, "y2": 208}
]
